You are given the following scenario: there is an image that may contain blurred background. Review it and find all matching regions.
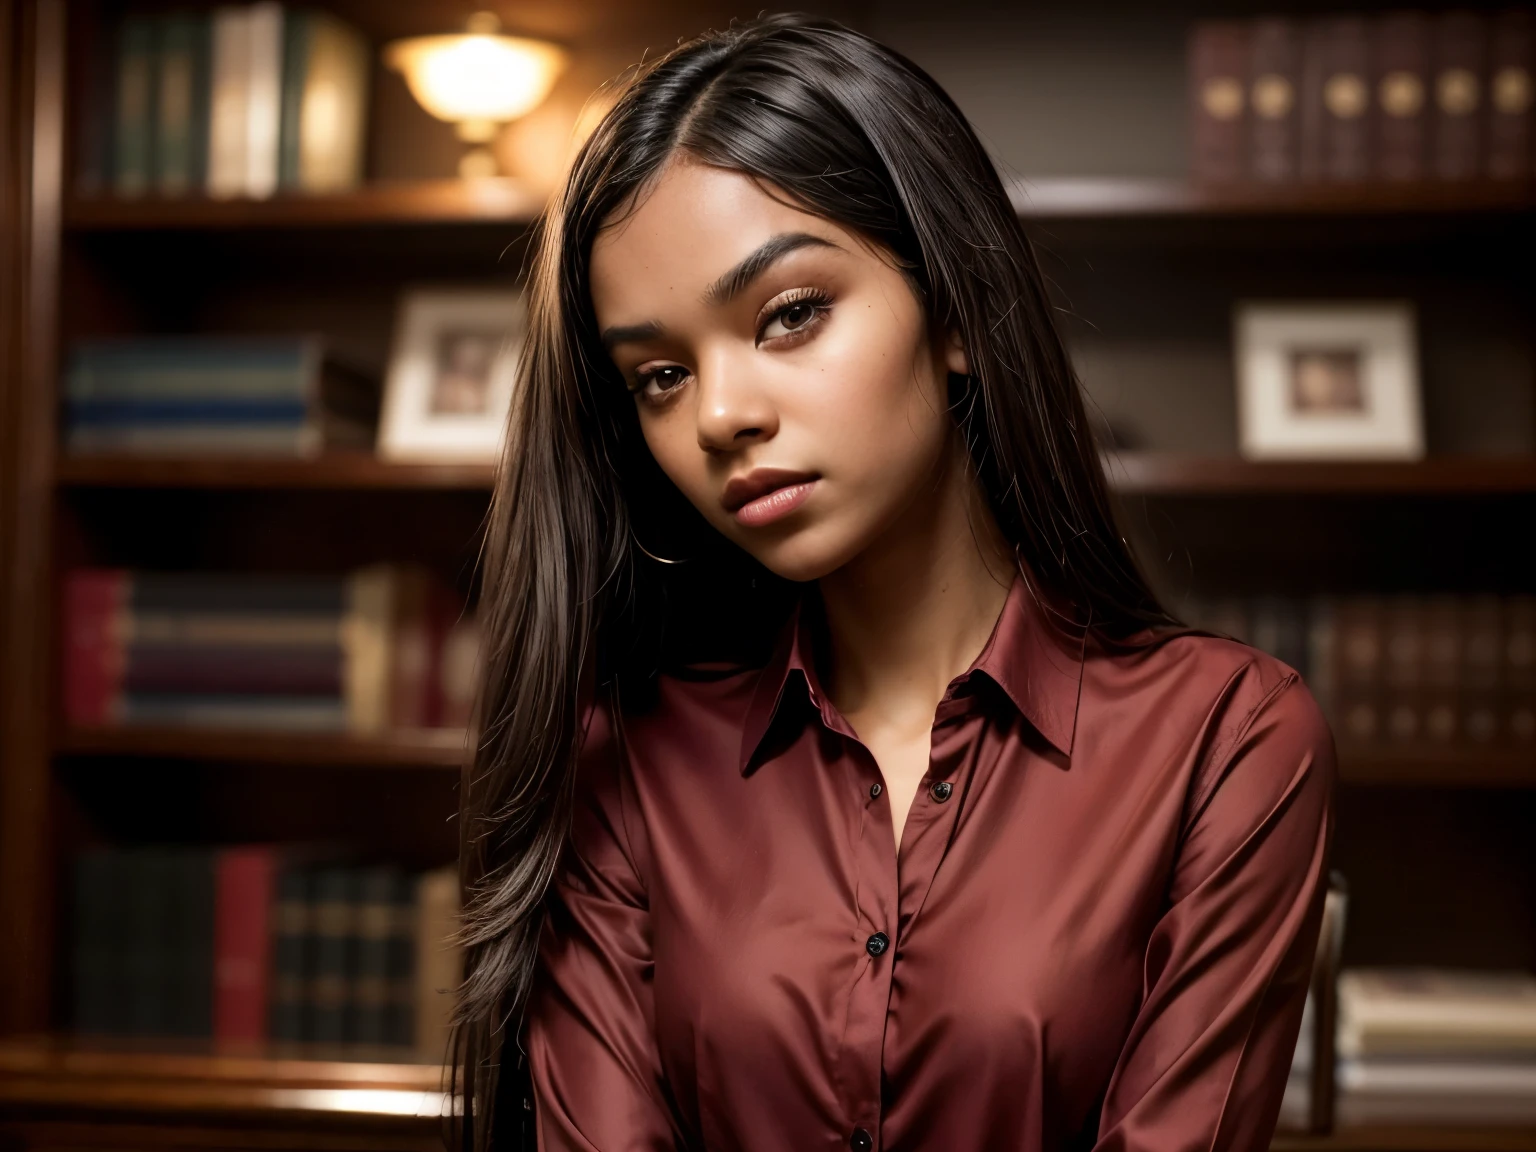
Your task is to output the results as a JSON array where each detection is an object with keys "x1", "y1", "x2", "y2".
[{"x1": 1, "y1": 0, "x2": 1533, "y2": 1146}]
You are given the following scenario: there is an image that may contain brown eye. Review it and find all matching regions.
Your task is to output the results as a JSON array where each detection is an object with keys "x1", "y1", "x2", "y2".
[
  {"x1": 634, "y1": 364, "x2": 690, "y2": 401},
  {"x1": 781, "y1": 303, "x2": 815, "y2": 330}
]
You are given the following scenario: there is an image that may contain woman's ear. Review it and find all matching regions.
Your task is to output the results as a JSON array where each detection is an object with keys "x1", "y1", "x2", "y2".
[{"x1": 944, "y1": 326, "x2": 970, "y2": 377}]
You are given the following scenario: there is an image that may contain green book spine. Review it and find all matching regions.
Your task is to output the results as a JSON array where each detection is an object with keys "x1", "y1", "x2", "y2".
[
  {"x1": 306, "y1": 867, "x2": 356, "y2": 1045},
  {"x1": 155, "y1": 14, "x2": 212, "y2": 194},
  {"x1": 278, "y1": 10, "x2": 311, "y2": 189},
  {"x1": 126, "y1": 849, "x2": 177, "y2": 1036},
  {"x1": 269, "y1": 866, "x2": 311, "y2": 1044},
  {"x1": 167, "y1": 848, "x2": 216, "y2": 1038},
  {"x1": 112, "y1": 16, "x2": 157, "y2": 196},
  {"x1": 352, "y1": 867, "x2": 398, "y2": 1046},
  {"x1": 72, "y1": 849, "x2": 124, "y2": 1035}
]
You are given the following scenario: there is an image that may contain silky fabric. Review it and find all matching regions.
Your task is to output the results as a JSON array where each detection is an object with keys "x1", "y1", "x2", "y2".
[{"x1": 525, "y1": 567, "x2": 1336, "y2": 1151}]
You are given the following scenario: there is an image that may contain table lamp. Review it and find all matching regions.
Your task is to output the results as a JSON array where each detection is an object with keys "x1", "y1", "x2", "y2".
[{"x1": 384, "y1": 12, "x2": 568, "y2": 179}]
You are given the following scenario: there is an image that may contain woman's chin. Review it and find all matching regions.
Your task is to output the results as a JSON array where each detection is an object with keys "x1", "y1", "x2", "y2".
[{"x1": 737, "y1": 523, "x2": 864, "y2": 585}]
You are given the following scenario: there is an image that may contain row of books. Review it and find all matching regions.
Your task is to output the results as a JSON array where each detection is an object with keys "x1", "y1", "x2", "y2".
[
  {"x1": 1180, "y1": 594, "x2": 1536, "y2": 749},
  {"x1": 1333, "y1": 967, "x2": 1536, "y2": 1125},
  {"x1": 73, "y1": 846, "x2": 461, "y2": 1056},
  {"x1": 1189, "y1": 11, "x2": 1533, "y2": 185},
  {"x1": 89, "y1": 5, "x2": 370, "y2": 199},
  {"x1": 63, "y1": 566, "x2": 480, "y2": 733},
  {"x1": 63, "y1": 337, "x2": 378, "y2": 457}
]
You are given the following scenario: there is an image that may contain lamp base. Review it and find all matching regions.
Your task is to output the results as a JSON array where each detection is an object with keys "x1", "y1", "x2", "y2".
[{"x1": 458, "y1": 145, "x2": 500, "y2": 180}]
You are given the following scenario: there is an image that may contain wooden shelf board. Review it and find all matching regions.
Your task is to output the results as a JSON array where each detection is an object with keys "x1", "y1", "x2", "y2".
[
  {"x1": 1106, "y1": 455, "x2": 1536, "y2": 496},
  {"x1": 63, "y1": 178, "x2": 544, "y2": 230},
  {"x1": 0, "y1": 1040, "x2": 1531, "y2": 1147},
  {"x1": 55, "y1": 726, "x2": 469, "y2": 769},
  {"x1": 1338, "y1": 748, "x2": 1536, "y2": 788},
  {"x1": 0, "y1": 1036, "x2": 447, "y2": 1120},
  {"x1": 55, "y1": 452, "x2": 496, "y2": 491},
  {"x1": 60, "y1": 177, "x2": 1535, "y2": 232},
  {"x1": 1012, "y1": 176, "x2": 1536, "y2": 219},
  {"x1": 1273, "y1": 1127, "x2": 1536, "y2": 1152},
  {"x1": 53, "y1": 453, "x2": 1536, "y2": 497}
]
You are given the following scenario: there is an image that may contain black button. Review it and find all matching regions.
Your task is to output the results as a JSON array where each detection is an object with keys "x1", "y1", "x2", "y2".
[
  {"x1": 869, "y1": 782, "x2": 882, "y2": 799},
  {"x1": 930, "y1": 780, "x2": 953, "y2": 802},
  {"x1": 851, "y1": 1128, "x2": 873, "y2": 1151},
  {"x1": 865, "y1": 932, "x2": 889, "y2": 957}
]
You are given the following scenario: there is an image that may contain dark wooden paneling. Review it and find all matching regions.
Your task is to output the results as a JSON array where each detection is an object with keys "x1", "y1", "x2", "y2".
[{"x1": 0, "y1": 0, "x2": 66, "y2": 1036}]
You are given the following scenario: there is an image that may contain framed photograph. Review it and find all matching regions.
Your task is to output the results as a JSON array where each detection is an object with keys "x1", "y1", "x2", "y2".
[
  {"x1": 378, "y1": 288, "x2": 527, "y2": 462},
  {"x1": 1234, "y1": 302, "x2": 1423, "y2": 461}
]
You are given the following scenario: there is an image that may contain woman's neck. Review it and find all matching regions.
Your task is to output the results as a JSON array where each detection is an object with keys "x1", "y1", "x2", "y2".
[{"x1": 815, "y1": 438, "x2": 1015, "y2": 729}]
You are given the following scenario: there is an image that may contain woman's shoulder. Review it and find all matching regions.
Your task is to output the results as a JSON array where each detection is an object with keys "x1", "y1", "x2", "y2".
[{"x1": 1089, "y1": 624, "x2": 1333, "y2": 770}]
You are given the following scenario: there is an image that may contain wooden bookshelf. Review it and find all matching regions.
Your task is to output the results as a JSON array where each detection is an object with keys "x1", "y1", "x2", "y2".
[
  {"x1": 1272, "y1": 1129, "x2": 1536, "y2": 1152},
  {"x1": 1105, "y1": 455, "x2": 1536, "y2": 497},
  {"x1": 58, "y1": 176, "x2": 1536, "y2": 232},
  {"x1": 55, "y1": 725, "x2": 470, "y2": 769},
  {"x1": 53, "y1": 452, "x2": 1536, "y2": 498},
  {"x1": 54, "y1": 452, "x2": 497, "y2": 491},
  {"x1": 1009, "y1": 176, "x2": 1536, "y2": 220},
  {"x1": 63, "y1": 177, "x2": 544, "y2": 230},
  {"x1": 0, "y1": 1037, "x2": 446, "y2": 1146},
  {"x1": 1338, "y1": 748, "x2": 1536, "y2": 789}
]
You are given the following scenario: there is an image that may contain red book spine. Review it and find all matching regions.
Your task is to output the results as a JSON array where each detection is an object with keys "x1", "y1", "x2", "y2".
[
  {"x1": 1309, "y1": 16, "x2": 1372, "y2": 182},
  {"x1": 1249, "y1": 18, "x2": 1302, "y2": 182},
  {"x1": 1431, "y1": 11, "x2": 1489, "y2": 181},
  {"x1": 1487, "y1": 10, "x2": 1533, "y2": 179},
  {"x1": 1372, "y1": 12, "x2": 1430, "y2": 182},
  {"x1": 64, "y1": 569, "x2": 129, "y2": 725},
  {"x1": 1189, "y1": 21, "x2": 1250, "y2": 184},
  {"x1": 213, "y1": 847, "x2": 277, "y2": 1044}
]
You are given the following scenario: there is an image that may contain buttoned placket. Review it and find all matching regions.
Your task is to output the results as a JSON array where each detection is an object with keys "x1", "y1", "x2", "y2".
[{"x1": 807, "y1": 678, "x2": 989, "y2": 1152}]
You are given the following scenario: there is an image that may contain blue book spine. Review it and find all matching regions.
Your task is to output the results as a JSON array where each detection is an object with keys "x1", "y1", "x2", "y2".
[{"x1": 66, "y1": 397, "x2": 310, "y2": 425}]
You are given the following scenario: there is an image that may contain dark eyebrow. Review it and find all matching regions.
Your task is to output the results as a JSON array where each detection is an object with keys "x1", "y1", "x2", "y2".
[
  {"x1": 703, "y1": 232, "x2": 840, "y2": 306},
  {"x1": 600, "y1": 320, "x2": 665, "y2": 351}
]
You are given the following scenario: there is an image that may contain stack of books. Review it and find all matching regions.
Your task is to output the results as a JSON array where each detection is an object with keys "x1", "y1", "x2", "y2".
[
  {"x1": 1178, "y1": 593, "x2": 1536, "y2": 754},
  {"x1": 63, "y1": 566, "x2": 481, "y2": 734},
  {"x1": 63, "y1": 337, "x2": 379, "y2": 457},
  {"x1": 1189, "y1": 10, "x2": 1532, "y2": 185},
  {"x1": 87, "y1": 4, "x2": 371, "y2": 199},
  {"x1": 73, "y1": 846, "x2": 461, "y2": 1059},
  {"x1": 1335, "y1": 968, "x2": 1536, "y2": 1124}
]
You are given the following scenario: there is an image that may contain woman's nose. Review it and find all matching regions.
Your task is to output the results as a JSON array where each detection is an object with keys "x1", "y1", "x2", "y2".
[{"x1": 693, "y1": 357, "x2": 778, "y2": 452}]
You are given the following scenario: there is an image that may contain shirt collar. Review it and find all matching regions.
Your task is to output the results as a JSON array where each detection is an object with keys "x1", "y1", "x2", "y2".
[{"x1": 737, "y1": 563, "x2": 1087, "y2": 775}]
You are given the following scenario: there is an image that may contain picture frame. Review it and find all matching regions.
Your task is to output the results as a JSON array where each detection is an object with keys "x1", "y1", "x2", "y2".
[
  {"x1": 1234, "y1": 302, "x2": 1423, "y2": 461},
  {"x1": 377, "y1": 288, "x2": 527, "y2": 462}
]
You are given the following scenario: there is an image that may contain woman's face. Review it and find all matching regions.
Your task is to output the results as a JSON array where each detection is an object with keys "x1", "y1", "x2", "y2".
[{"x1": 588, "y1": 157, "x2": 968, "y2": 583}]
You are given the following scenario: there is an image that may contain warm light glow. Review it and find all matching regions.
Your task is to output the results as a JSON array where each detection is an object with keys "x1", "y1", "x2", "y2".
[{"x1": 384, "y1": 19, "x2": 567, "y2": 137}]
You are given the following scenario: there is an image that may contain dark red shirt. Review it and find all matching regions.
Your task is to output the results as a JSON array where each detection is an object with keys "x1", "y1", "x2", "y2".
[{"x1": 527, "y1": 568, "x2": 1336, "y2": 1151}]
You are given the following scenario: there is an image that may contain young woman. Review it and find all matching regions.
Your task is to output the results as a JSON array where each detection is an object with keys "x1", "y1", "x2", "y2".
[{"x1": 454, "y1": 14, "x2": 1336, "y2": 1152}]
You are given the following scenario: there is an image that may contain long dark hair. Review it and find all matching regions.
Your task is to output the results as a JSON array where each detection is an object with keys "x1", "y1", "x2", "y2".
[{"x1": 451, "y1": 13, "x2": 1169, "y2": 1148}]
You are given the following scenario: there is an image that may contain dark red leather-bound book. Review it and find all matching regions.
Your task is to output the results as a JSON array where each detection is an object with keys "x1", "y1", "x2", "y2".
[
  {"x1": 1301, "y1": 16, "x2": 1372, "y2": 182},
  {"x1": 1431, "y1": 11, "x2": 1489, "y2": 180},
  {"x1": 1189, "y1": 21, "x2": 1249, "y2": 183},
  {"x1": 213, "y1": 846, "x2": 277, "y2": 1044},
  {"x1": 1487, "y1": 9, "x2": 1533, "y2": 179},
  {"x1": 1372, "y1": 11, "x2": 1430, "y2": 181},
  {"x1": 1250, "y1": 18, "x2": 1302, "y2": 182}
]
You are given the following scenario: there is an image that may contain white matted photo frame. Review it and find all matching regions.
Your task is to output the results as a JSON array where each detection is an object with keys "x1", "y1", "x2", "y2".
[
  {"x1": 1234, "y1": 302, "x2": 1424, "y2": 461},
  {"x1": 378, "y1": 288, "x2": 527, "y2": 462}
]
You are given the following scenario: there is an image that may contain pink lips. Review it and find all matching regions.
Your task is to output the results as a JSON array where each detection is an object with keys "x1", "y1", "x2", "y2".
[{"x1": 732, "y1": 480, "x2": 817, "y2": 527}]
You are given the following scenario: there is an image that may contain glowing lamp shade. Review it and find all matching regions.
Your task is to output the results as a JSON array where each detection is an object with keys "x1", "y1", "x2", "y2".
[{"x1": 384, "y1": 13, "x2": 567, "y2": 176}]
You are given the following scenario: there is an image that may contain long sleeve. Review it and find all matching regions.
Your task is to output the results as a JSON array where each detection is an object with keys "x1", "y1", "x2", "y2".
[
  {"x1": 1094, "y1": 670, "x2": 1337, "y2": 1152},
  {"x1": 525, "y1": 698, "x2": 682, "y2": 1152}
]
